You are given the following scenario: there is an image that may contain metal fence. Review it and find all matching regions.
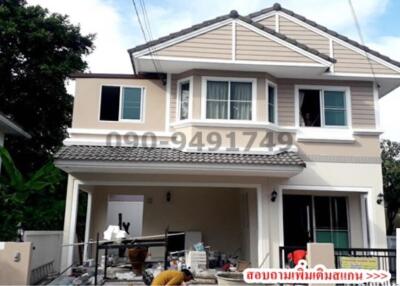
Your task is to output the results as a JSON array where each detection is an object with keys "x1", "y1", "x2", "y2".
[
  {"x1": 335, "y1": 248, "x2": 396, "y2": 283},
  {"x1": 279, "y1": 246, "x2": 396, "y2": 284}
]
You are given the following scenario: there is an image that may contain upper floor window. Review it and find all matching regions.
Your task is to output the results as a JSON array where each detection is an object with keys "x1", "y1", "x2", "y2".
[
  {"x1": 298, "y1": 87, "x2": 349, "y2": 127},
  {"x1": 99, "y1": 85, "x2": 144, "y2": 122},
  {"x1": 267, "y1": 83, "x2": 277, "y2": 124},
  {"x1": 177, "y1": 79, "x2": 191, "y2": 120},
  {"x1": 205, "y1": 78, "x2": 254, "y2": 120}
]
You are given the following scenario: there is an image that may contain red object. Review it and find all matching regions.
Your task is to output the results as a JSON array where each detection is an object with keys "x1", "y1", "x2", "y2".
[
  {"x1": 222, "y1": 263, "x2": 231, "y2": 271},
  {"x1": 287, "y1": 250, "x2": 307, "y2": 265}
]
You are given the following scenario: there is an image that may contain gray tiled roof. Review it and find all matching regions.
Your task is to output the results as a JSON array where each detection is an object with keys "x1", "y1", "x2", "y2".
[
  {"x1": 55, "y1": 145, "x2": 306, "y2": 167},
  {"x1": 248, "y1": 3, "x2": 400, "y2": 69},
  {"x1": 128, "y1": 10, "x2": 335, "y2": 63}
]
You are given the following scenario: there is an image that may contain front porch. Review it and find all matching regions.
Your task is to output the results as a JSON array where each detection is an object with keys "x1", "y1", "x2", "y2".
[{"x1": 60, "y1": 173, "x2": 277, "y2": 271}]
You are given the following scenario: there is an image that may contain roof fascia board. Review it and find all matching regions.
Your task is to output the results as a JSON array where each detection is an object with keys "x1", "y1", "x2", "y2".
[
  {"x1": 236, "y1": 19, "x2": 331, "y2": 66},
  {"x1": 132, "y1": 19, "x2": 233, "y2": 58},
  {"x1": 0, "y1": 115, "x2": 30, "y2": 138},
  {"x1": 139, "y1": 54, "x2": 327, "y2": 67},
  {"x1": 273, "y1": 12, "x2": 400, "y2": 73},
  {"x1": 252, "y1": 10, "x2": 276, "y2": 22},
  {"x1": 54, "y1": 160, "x2": 304, "y2": 177}
]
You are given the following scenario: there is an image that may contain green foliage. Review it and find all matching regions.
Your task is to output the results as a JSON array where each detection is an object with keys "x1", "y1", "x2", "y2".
[
  {"x1": 0, "y1": 0, "x2": 94, "y2": 234},
  {"x1": 0, "y1": 147, "x2": 62, "y2": 240},
  {"x1": 381, "y1": 139, "x2": 400, "y2": 235},
  {"x1": 0, "y1": 0, "x2": 94, "y2": 172}
]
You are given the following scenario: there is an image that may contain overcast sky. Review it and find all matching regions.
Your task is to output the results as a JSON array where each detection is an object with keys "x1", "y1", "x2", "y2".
[{"x1": 27, "y1": 0, "x2": 400, "y2": 141}]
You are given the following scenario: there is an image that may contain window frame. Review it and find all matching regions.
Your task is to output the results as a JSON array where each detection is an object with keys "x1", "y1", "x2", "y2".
[
  {"x1": 176, "y1": 77, "x2": 193, "y2": 121},
  {"x1": 266, "y1": 80, "x2": 278, "y2": 124},
  {"x1": 295, "y1": 85, "x2": 352, "y2": 128},
  {"x1": 98, "y1": 84, "x2": 145, "y2": 123},
  {"x1": 201, "y1": 76, "x2": 257, "y2": 122}
]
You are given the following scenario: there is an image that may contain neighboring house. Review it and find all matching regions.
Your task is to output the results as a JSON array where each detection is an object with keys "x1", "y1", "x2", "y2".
[
  {"x1": 55, "y1": 3, "x2": 400, "y2": 270},
  {"x1": 0, "y1": 112, "x2": 30, "y2": 171}
]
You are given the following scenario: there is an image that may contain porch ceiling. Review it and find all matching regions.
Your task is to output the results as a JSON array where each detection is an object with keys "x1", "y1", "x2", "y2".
[{"x1": 54, "y1": 145, "x2": 305, "y2": 177}]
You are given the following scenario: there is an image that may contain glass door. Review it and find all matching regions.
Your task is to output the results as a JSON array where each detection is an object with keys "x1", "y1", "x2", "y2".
[
  {"x1": 283, "y1": 195, "x2": 313, "y2": 247},
  {"x1": 314, "y1": 196, "x2": 349, "y2": 248}
]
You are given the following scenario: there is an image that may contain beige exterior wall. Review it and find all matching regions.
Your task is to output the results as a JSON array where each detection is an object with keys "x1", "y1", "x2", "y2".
[
  {"x1": 258, "y1": 16, "x2": 276, "y2": 30},
  {"x1": 277, "y1": 16, "x2": 330, "y2": 55},
  {"x1": 156, "y1": 24, "x2": 232, "y2": 59},
  {"x1": 235, "y1": 24, "x2": 314, "y2": 63},
  {"x1": 261, "y1": 14, "x2": 399, "y2": 75},
  {"x1": 72, "y1": 78, "x2": 166, "y2": 131},
  {"x1": 66, "y1": 158, "x2": 384, "y2": 268},
  {"x1": 89, "y1": 186, "x2": 256, "y2": 262},
  {"x1": 277, "y1": 78, "x2": 376, "y2": 128},
  {"x1": 333, "y1": 42, "x2": 398, "y2": 75}
]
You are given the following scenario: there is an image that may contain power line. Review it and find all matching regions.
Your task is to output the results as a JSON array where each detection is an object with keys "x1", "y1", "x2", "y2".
[
  {"x1": 131, "y1": 0, "x2": 163, "y2": 75},
  {"x1": 347, "y1": 0, "x2": 378, "y2": 87},
  {"x1": 138, "y1": 0, "x2": 163, "y2": 73}
]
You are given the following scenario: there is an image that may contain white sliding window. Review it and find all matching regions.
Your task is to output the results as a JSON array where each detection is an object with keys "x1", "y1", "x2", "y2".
[
  {"x1": 179, "y1": 81, "x2": 190, "y2": 120},
  {"x1": 299, "y1": 87, "x2": 348, "y2": 127}
]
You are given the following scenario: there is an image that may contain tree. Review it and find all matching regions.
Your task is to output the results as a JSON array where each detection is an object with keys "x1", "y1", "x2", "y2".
[
  {"x1": 0, "y1": 147, "x2": 62, "y2": 241},
  {"x1": 381, "y1": 139, "x2": 400, "y2": 235},
  {"x1": 0, "y1": 0, "x2": 94, "y2": 173}
]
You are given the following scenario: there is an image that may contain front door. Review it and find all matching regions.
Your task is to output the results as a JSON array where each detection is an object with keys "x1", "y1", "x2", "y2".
[
  {"x1": 283, "y1": 194, "x2": 350, "y2": 248},
  {"x1": 283, "y1": 195, "x2": 313, "y2": 247}
]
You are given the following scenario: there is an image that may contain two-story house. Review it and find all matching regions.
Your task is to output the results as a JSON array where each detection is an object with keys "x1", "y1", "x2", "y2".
[{"x1": 55, "y1": 3, "x2": 400, "y2": 270}]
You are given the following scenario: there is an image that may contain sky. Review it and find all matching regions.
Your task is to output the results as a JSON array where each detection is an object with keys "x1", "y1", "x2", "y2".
[{"x1": 27, "y1": 0, "x2": 400, "y2": 141}]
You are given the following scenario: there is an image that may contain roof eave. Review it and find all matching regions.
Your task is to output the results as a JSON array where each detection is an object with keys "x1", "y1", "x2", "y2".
[
  {"x1": 55, "y1": 159, "x2": 305, "y2": 178},
  {"x1": 0, "y1": 114, "x2": 30, "y2": 139}
]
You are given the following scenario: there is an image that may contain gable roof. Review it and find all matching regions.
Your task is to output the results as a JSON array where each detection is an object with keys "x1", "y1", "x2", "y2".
[
  {"x1": 128, "y1": 10, "x2": 335, "y2": 64},
  {"x1": 248, "y1": 3, "x2": 400, "y2": 69}
]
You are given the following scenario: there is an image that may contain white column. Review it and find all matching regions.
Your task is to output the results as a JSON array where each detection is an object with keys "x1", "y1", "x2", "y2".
[
  {"x1": 83, "y1": 191, "x2": 92, "y2": 261},
  {"x1": 396, "y1": 228, "x2": 399, "y2": 285},
  {"x1": 60, "y1": 175, "x2": 80, "y2": 272},
  {"x1": 257, "y1": 183, "x2": 271, "y2": 268}
]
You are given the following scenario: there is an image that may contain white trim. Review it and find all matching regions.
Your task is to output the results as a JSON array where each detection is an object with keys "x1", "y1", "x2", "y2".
[
  {"x1": 165, "y1": 73, "x2": 171, "y2": 131},
  {"x1": 280, "y1": 184, "x2": 371, "y2": 193},
  {"x1": 294, "y1": 84, "x2": 352, "y2": 128},
  {"x1": 67, "y1": 128, "x2": 173, "y2": 137},
  {"x1": 273, "y1": 12, "x2": 400, "y2": 74},
  {"x1": 323, "y1": 72, "x2": 400, "y2": 79},
  {"x1": 266, "y1": 79, "x2": 278, "y2": 124},
  {"x1": 132, "y1": 19, "x2": 233, "y2": 57},
  {"x1": 176, "y1": 76, "x2": 194, "y2": 121},
  {"x1": 235, "y1": 20, "x2": 332, "y2": 66},
  {"x1": 275, "y1": 14, "x2": 279, "y2": 32},
  {"x1": 83, "y1": 191, "x2": 92, "y2": 261},
  {"x1": 201, "y1": 76, "x2": 257, "y2": 121},
  {"x1": 55, "y1": 160, "x2": 304, "y2": 177},
  {"x1": 232, "y1": 21, "x2": 236, "y2": 61},
  {"x1": 329, "y1": 39, "x2": 334, "y2": 73},
  {"x1": 98, "y1": 84, "x2": 145, "y2": 123},
  {"x1": 252, "y1": 11, "x2": 276, "y2": 22},
  {"x1": 171, "y1": 119, "x2": 296, "y2": 132},
  {"x1": 373, "y1": 82, "x2": 380, "y2": 129},
  {"x1": 353, "y1": 129, "x2": 383, "y2": 136},
  {"x1": 138, "y1": 55, "x2": 328, "y2": 68}
]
